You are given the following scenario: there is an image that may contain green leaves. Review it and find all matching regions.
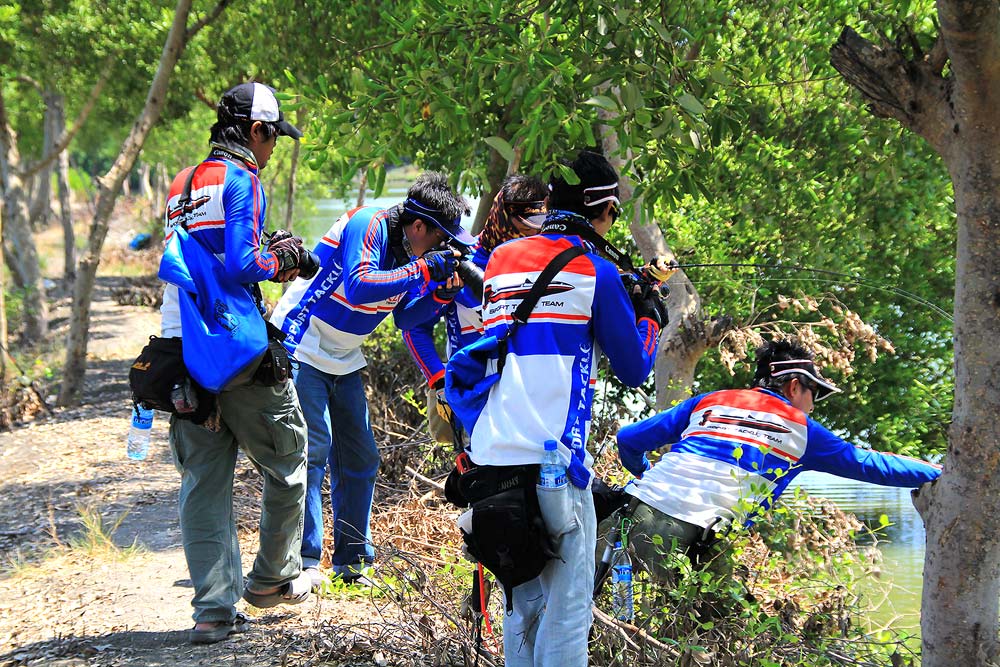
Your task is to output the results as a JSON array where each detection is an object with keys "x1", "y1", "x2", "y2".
[{"x1": 483, "y1": 136, "x2": 515, "y2": 163}]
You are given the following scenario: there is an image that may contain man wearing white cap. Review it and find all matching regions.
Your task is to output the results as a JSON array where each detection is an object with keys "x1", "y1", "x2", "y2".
[
  {"x1": 161, "y1": 81, "x2": 310, "y2": 644},
  {"x1": 611, "y1": 338, "x2": 942, "y2": 579}
]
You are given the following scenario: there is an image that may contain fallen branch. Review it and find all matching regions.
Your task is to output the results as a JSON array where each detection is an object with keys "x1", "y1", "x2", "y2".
[{"x1": 404, "y1": 465, "x2": 445, "y2": 491}]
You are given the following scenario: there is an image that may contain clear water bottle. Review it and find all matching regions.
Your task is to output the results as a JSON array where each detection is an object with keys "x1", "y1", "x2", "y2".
[
  {"x1": 538, "y1": 439, "x2": 567, "y2": 489},
  {"x1": 127, "y1": 404, "x2": 154, "y2": 461},
  {"x1": 611, "y1": 540, "x2": 635, "y2": 622}
]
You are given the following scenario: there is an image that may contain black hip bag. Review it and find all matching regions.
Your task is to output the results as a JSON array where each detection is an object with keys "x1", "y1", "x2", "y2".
[{"x1": 454, "y1": 463, "x2": 559, "y2": 612}]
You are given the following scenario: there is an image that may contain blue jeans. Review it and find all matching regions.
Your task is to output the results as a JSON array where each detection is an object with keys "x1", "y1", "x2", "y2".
[
  {"x1": 503, "y1": 485, "x2": 596, "y2": 667},
  {"x1": 295, "y1": 363, "x2": 380, "y2": 574}
]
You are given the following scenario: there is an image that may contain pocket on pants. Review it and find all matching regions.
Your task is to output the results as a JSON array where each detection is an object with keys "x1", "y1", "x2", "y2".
[
  {"x1": 262, "y1": 401, "x2": 307, "y2": 457},
  {"x1": 536, "y1": 485, "x2": 578, "y2": 540}
]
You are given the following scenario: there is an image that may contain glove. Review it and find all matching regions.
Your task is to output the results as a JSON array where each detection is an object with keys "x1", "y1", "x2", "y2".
[
  {"x1": 420, "y1": 249, "x2": 460, "y2": 282},
  {"x1": 434, "y1": 281, "x2": 463, "y2": 302},
  {"x1": 644, "y1": 255, "x2": 679, "y2": 283},
  {"x1": 630, "y1": 283, "x2": 668, "y2": 329},
  {"x1": 266, "y1": 229, "x2": 305, "y2": 273}
]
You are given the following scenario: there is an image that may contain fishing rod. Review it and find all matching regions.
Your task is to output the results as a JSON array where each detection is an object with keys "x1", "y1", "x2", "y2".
[{"x1": 670, "y1": 261, "x2": 953, "y2": 322}]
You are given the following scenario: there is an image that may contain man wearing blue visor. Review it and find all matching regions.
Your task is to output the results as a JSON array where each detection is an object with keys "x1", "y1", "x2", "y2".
[
  {"x1": 271, "y1": 172, "x2": 470, "y2": 587},
  {"x1": 610, "y1": 338, "x2": 941, "y2": 580}
]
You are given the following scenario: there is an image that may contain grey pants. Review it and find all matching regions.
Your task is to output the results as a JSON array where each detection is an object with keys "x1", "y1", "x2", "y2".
[
  {"x1": 169, "y1": 380, "x2": 308, "y2": 623},
  {"x1": 597, "y1": 499, "x2": 702, "y2": 583}
]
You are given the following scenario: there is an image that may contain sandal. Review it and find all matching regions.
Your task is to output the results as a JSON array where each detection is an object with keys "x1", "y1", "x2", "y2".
[
  {"x1": 189, "y1": 611, "x2": 250, "y2": 644},
  {"x1": 242, "y1": 571, "x2": 311, "y2": 608}
]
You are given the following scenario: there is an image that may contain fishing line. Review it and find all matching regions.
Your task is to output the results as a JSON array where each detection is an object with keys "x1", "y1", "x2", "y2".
[{"x1": 673, "y1": 262, "x2": 953, "y2": 322}]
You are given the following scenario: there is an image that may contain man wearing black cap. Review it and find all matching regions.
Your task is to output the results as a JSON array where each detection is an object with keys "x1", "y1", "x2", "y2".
[
  {"x1": 270, "y1": 171, "x2": 470, "y2": 588},
  {"x1": 160, "y1": 82, "x2": 311, "y2": 644},
  {"x1": 611, "y1": 338, "x2": 941, "y2": 580},
  {"x1": 446, "y1": 151, "x2": 663, "y2": 666}
]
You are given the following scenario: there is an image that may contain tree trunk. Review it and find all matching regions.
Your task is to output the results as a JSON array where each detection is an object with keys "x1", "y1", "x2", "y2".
[
  {"x1": 598, "y1": 106, "x2": 720, "y2": 407},
  {"x1": 51, "y1": 94, "x2": 75, "y2": 284},
  {"x1": 355, "y1": 169, "x2": 367, "y2": 208},
  {"x1": 0, "y1": 203, "x2": 8, "y2": 379},
  {"x1": 832, "y1": 5, "x2": 1000, "y2": 664},
  {"x1": 471, "y1": 145, "x2": 507, "y2": 235},
  {"x1": 28, "y1": 91, "x2": 60, "y2": 230},
  {"x1": 58, "y1": 0, "x2": 200, "y2": 405},
  {"x1": 0, "y1": 88, "x2": 48, "y2": 340}
]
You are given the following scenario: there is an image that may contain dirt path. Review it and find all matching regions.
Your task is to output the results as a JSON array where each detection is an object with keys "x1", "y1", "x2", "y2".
[{"x1": 0, "y1": 266, "x2": 387, "y2": 666}]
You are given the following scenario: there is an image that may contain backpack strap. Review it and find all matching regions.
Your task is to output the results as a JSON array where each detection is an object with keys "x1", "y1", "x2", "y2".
[{"x1": 497, "y1": 244, "x2": 587, "y2": 375}]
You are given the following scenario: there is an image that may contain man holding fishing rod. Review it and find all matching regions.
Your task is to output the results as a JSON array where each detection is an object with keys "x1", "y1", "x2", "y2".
[{"x1": 446, "y1": 150, "x2": 670, "y2": 667}]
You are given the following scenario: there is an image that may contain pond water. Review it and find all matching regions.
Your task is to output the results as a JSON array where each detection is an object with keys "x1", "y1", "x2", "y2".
[
  {"x1": 300, "y1": 191, "x2": 480, "y2": 244},
  {"x1": 792, "y1": 471, "x2": 924, "y2": 632}
]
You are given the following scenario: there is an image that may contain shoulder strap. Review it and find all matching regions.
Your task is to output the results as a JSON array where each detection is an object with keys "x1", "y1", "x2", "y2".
[{"x1": 497, "y1": 244, "x2": 587, "y2": 375}]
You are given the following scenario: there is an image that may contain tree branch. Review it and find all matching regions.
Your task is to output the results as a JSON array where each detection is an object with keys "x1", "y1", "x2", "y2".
[
  {"x1": 185, "y1": 0, "x2": 232, "y2": 42},
  {"x1": 830, "y1": 26, "x2": 954, "y2": 158},
  {"x1": 21, "y1": 55, "x2": 115, "y2": 179}
]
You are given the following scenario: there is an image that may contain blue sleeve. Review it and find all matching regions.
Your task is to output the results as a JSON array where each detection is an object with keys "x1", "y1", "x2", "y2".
[
  {"x1": 591, "y1": 255, "x2": 658, "y2": 387},
  {"x1": 799, "y1": 419, "x2": 942, "y2": 487},
  {"x1": 401, "y1": 315, "x2": 445, "y2": 387},
  {"x1": 393, "y1": 276, "x2": 453, "y2": 328},
  {"x1": 223, "y1": 169, "x2": 278, "y2": 282},
  {"x1": 341, "y1": 212, "x2": 427, "y2": 303},
  {"x1": 616, "y1": 394, "x2": 702, "y2": 469}
]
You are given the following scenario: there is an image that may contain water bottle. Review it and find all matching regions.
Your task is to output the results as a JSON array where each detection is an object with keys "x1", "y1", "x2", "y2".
[
  {"x1": 127, "y1": 404, "x2": 154, "y2": 461},
  {"x1": 538, "y1": 439, "x2": 567, "y2": 489},
  {"x1": 611, "y1": 540, "x2": 635, "y2": 622}
]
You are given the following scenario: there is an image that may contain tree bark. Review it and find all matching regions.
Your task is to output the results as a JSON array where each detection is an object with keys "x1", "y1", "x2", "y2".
[
  {"x1": 58, "y1": 0, "x2": 206, "y2": 405},
  {"x1": 0, "y1": 86, "x2": 48, "y2": 340},
  {"x1": 0, "y1": 203, "x2": 8, "y2": 379},
  {"x1": 833, "y1": 7, "x2": 1000, "y2": 665},
  {"x1": 28, "y1": 90, "x2": 60, "y2": 230},
  {"x1": 53, "y1": 95, "x2": 75, "y2": 284}
]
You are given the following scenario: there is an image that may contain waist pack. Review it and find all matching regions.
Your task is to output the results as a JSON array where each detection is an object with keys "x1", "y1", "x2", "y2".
[
  {"x1": 253, "y1": 322, "x2": 294, "y2": 387},
  {"x1": 128, "y1": 336, "x2": 215, "y2": 424},
  {"x1": 452, "y1": 463, "x2": 559, "y2": 612}
]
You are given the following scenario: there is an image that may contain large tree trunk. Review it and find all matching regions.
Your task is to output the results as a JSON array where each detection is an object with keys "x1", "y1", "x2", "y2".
[
  {"x1": 0, "y1": 90, "x2": 48, "y2": 340},
  {"x1": 58, "y1": 0, "x2": 214, "y2": 405},
  {"x1": 832, "y1": 5, "x2": 1000, "y2": 664}
]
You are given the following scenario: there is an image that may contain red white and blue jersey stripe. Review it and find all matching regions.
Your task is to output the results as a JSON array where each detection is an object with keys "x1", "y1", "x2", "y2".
[
  {"x1": 619, "y1": 387, "x2": 942, "y2": 528},
  {"x1": 270, "y1": 205, "x2": 439, "y2": 375},
  {"x1": 401, "y1": 245, "x2": 488, "y2": 388},
  {"x1": 468, "y1": 232, "x2": 659, "y2": 479},
  {"x1": 160, "y1": 156, "x2": 275, "y2": 336}
]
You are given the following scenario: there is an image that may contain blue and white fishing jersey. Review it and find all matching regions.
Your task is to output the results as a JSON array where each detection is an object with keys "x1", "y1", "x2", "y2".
[
  {"x1": 402, "y1": 245, "x2": 488, "y2": 388},
  {"x1": 270, "y1": 205, "x2": 439, "y2": 375},
  {"x1": 618, "y1": 387, "x2": 942, "y2": 528},
  {"x1": 467, "y1": 232, "x2": 660, "y2": 482},
  {"x1": 160, "y1": 154, "x2": 277, "y2": 337}
]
